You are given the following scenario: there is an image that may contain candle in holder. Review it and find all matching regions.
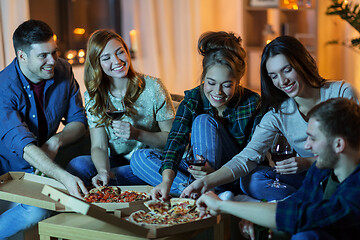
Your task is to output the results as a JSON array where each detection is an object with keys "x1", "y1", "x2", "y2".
[{"x1": 129, "y1": 30, "x2": 138, "y2": 52}]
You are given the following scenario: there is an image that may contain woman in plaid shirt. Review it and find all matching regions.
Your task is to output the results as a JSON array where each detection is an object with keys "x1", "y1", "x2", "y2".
[{"x1": 131, "y1": 31, "x2": 262, "y2": 199}]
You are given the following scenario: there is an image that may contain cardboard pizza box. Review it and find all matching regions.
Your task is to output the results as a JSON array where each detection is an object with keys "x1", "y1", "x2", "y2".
[
  {"x1": 0, "y1": 172, "x2": 153, "y2": 212},
  {"x1": 42, "y1": 184, "x2": 221, "y2": 239},
  {"x1": 0, "y1": 172, "x2": 69, "y2": 211}
]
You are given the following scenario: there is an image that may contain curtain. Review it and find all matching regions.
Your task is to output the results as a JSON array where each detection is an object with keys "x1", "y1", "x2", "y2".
[
  {"x1": 0, "y1": 0, "x2": 30, "y2": 70},
  {"x1": 121, "y1": 0, "x2": 243, "y2": 95}
]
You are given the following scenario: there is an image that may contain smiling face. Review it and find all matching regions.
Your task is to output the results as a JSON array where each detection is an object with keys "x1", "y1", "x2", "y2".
[
  {"x1": 266, "y1": 54, "x2": 307, "y2": 99},
  {"x1": 100, "y1": 38, "x2": 130, "y2": 80},
  {"x1": 203, "y1": 64, "x2": 236, "y2": 115},
  {"x1": 18, "y1": 38, "x2": 58, "y2": 84},
  {"x1": 305, "y1": 118, "x2": 338, "y2": 169}
]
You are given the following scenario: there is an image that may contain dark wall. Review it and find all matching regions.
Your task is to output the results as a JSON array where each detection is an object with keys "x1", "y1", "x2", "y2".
[{"x1": 29, "y1": 0, "x2": 122, "y2": 60}]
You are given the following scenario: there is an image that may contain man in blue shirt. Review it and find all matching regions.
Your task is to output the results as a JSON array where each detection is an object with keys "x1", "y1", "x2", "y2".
[
  {"x1": 0, "y1": 20, "x2": 88, "y2": 238},
  {"x1": 195, "y1": 98, "x2": 360, "y2": 240}
]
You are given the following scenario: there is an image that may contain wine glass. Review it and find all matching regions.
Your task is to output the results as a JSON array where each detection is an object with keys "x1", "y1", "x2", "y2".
[
  {"x1": 178, "y1": 144, "x2": 207, "y2": 191},
  {"x1": 106, "y1": 99, "x2": 126, "y2": 120},
  {"x1": 106, "y1": 99, "x2": 126, "y2": 142},
  {"x1": 268, "y1": 132, "x2": 294, "y2": 188}
]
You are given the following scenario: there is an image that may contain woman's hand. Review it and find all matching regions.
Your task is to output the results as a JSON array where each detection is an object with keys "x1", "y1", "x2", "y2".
[
  {"x1": 150, "y1": 181, "x2": 172, "y2": 201},
  {"x1": 180, "y1": 177, "x2": 209, "y2": 198},
  {"x1": 111, "y1": 120, "x2": 138, "y2": 140},
  {"x1": 275, "y1": 156, "x2": 315, "y2": 174},
  {"x1": 188, "y1": 162, "x2": 215, "y2": 179},
  {"x1": 91, "y1": 171, "x2": 110, "y2": 188}
]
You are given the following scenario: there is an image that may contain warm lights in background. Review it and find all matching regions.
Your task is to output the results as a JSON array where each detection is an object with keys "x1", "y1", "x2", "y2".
[
  {"x1": 63, "y1": 28, "x2": 87, "y2": 65},
  {"x1": 65, "y1": 48, "x2": 86, "y2": 65},
  {"x1": 129, "y1": 29, "x2": 138, "y2": 57},
  {"x1": 73, "y1": 28, "x2": 85, "y2": 35},
  {"x1": 281, "y1": 0, "x2": 312, "y2": 9},
  {"x1": 78, "y1": 49, "x2": 85, "y2": 64},
  {"x1": 53, "y1": 34, "x2": 57, "y2": 41}
]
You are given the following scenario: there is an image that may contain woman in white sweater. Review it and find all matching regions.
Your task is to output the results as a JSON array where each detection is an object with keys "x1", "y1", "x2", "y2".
[{"x1": 181, "y1": 35, "x2": 358, "y2": 201}]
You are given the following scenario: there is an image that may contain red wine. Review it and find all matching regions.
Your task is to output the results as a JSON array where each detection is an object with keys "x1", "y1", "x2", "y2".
[
  {"x1": 106, "y1": 110, "x2": 125, "y2": 120},
  {"x1": 271, "y1": 153, "x2": 293, "y2": 163},
  {"x1": 186, "y1": 159, "x2": 206, "y2": 166}
]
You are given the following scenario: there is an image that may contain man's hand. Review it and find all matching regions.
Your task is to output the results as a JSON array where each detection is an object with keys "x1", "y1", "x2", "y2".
[
  {"x1": 180, "y1": 178, "x2": 208, "y2": 198},
  {"x1": 61, "y1": 173, "x2": 88, "y2": 198},
  {"x1": 41, "y1": 134, "x2": 61, "y2": 160},
  {"x1": 196, "y1": 191, "x2": 222, "y2": 217}
]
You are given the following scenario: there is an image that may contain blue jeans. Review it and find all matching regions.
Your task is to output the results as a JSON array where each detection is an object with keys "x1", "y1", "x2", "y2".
[
  {"x1": 240, "y1": 166, "x2": 307, "y2": 201},
  {"x1": 66, "y1": 155, "x2": 147, "y2": 187},
  {"x1": 291, "y1": 230, "x2": 336, "y2": 240},
  {"x1": 0, "y1": 202, "x2": 52, "y2": 239},
  {"x1": 130, "y1": 114, "x2": 242, "y2": 195}
]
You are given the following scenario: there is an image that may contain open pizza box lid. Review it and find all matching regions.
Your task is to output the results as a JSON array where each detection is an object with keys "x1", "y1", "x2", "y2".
[
  {"x1": 0, "y1": 172, "x2": 153, "y2": 212},
  {"x1": 0, "y1": 172, "x2": 70, "y2": 211},
  {"x1": 42, "y1": 185, "x2": 221, "y2": 239}
]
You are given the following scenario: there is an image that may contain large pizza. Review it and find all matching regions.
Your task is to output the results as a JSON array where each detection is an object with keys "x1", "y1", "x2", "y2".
[
  {"x1": 128, "y1": 198, "x2": 210, "y2": 227},
  {"x1": 84, "y1": 186, "x2": 150, "y2": 203}
]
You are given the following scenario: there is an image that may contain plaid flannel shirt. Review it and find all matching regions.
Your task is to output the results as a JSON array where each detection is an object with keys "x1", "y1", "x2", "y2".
[
  {"x1": 159, "y1": 85, "x2": 262, "y2": 174},
  {"x1": 276, "y1": 163, "x2": 360, "y2": 238}
]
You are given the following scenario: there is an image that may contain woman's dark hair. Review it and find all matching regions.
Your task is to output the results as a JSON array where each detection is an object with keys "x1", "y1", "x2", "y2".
[
  {"x1": 260, "y1": 35, "x2": 325, "y2": 113},
  {"x1": 198, "y1": 31, "x2": 247, "y2": 96},
  {"x1": 13, "y1": 19, "x2": 54, "y2": 56}
]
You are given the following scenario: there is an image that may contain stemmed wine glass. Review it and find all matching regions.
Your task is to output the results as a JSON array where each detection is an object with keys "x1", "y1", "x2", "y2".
[
  {"x1": 106, "y1": 99, "x2": 126, "y2": 142},
  {"x1": 178, "y1": 144, "x2": 207, "y2": 191},
  {"x1": 268, "y1": 132, "x2": 294, "y2": 188}
]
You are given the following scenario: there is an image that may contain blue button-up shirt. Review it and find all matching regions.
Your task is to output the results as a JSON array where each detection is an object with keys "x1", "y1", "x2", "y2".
[{"x1": 0, "y1": 58, "x2": 87, "y2": 174}]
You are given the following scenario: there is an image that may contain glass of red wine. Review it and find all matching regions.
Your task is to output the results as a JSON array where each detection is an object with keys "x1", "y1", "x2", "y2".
[
  {"x1": 178, "y1": 144, "x2": 207, "y2": 191},
  {"x1": 268, "y1": 132, "x2": 294, "y2": 188},
  {"x1": 106, "y1": 99, "x2": 126, "y2": 142}
]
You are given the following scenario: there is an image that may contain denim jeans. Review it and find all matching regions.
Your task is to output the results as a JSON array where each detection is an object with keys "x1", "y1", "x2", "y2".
[
  {"x1": 130, "y1": 114, "x2": 242, "y2": 195},
  {"x1": 240, "y1": 166, "x2": 307, "y2": 201},
  {"x1": 0, "y1": 202, "x2": 52, "y2": 239},
  {"x1": 291, "y1": 230, "x2": 336, "y2": 240},
  {"x1": 66, "y1": 155, "x2": 147, "y2": 187}
]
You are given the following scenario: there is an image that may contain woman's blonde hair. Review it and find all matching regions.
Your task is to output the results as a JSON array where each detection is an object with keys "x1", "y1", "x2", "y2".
[{"x1": 84, "y1": 29, "x2": 145, "y2": 126}]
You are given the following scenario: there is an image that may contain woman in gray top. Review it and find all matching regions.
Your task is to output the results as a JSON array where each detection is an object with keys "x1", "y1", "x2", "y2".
[{"x1": 181, "y1": 36, "x2": 358, "y2": 201}]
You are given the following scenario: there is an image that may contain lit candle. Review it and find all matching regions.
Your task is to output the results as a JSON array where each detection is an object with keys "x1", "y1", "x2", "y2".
[{"x1": 129, "y1": 30, "x2": 138, "y2": 52}]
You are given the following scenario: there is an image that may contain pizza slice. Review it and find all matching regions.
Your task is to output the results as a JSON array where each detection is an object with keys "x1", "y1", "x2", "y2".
[
  {"x1": 168, "y1": 198, "x2": 196, "y2": 215},
  {"x1": 144, "y1": 200, "x2": 170, "y2": 214},
  {"x1": 118, "y1": 190, "x2": 150, "y2": 202},
  {"x1": 128, "y1": 210, "x2": 173, "y2": 227}
]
